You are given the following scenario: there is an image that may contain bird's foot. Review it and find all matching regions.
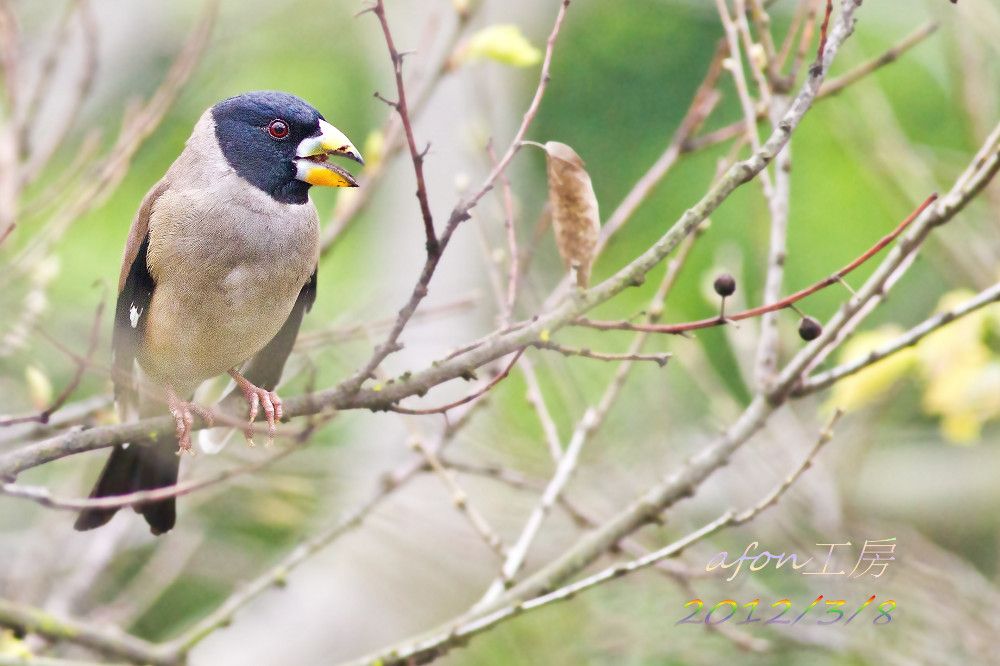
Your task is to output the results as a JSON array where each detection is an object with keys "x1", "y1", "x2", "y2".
[
  {"x1": 165, "y1": 388, "x2": 215, "y2": 455},
  {"x1": 228, "y1": 370, "x2": 283, "y2": 447}
]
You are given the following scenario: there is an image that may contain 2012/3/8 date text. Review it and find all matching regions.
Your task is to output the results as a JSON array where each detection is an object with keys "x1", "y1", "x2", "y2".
[{"x1": 677, "y1": 595, "x2": 894, "y2": 627}]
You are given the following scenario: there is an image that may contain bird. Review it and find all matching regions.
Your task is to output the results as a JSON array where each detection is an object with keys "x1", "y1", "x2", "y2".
[{"x1": 74, "y1": 91, "x2": 362, "y2": 535}]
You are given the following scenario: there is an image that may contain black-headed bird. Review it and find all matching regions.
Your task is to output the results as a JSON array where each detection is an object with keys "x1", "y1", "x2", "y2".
[{"x1": 74, "y1": 91, "x2": 362, "y2": 535}]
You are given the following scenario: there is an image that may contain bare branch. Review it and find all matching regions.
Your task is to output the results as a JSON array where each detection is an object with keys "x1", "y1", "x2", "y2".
[
  {"x1": 387, "y1": 349, "x2": 524, "y2": 415},
  {"x1": 0, "y1": 599, "x2": 168, "y2": 666},
  {"x1": 795, "y1": 281, "x2": 1000, "y2": 395},
  {"x1": 575, "y1": 193, "x2": 937, "y2": 335},
  {"x1": 819, "y1": 21, "x2": 939, "y2": 97},
  {"x1": 352, "y1": 410, "x2": 841, "y2": 665},
  {"x1": 369, "y1": 0, "x2": 438, "y2": 254},
  {"x1": 0, "y1": 297, "x2": 105, "y2": 427},
  {"x1": 533, "y1": 340, "x2": 671, "y2": 367},
  {"x1": 475, "y1": 63, "x2": 997, "y2": 638},
  {"x1": 336, "y1": 0, "x2": 572, "y2": 399},
  {"x1": 407, "y1": 434, "x2": 508, "y2": 559},
  {"x1": 319, "y1": 4, "x2": 482, "y2": 254}
]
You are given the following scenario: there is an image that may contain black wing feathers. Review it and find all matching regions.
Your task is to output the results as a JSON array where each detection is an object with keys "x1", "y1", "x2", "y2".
[
  {"x1": 76, "y1": 232, "x2": 178, "y2": 535},
  {"x1": 112, "y1": 234, "x2": 155, "y2": 403}
]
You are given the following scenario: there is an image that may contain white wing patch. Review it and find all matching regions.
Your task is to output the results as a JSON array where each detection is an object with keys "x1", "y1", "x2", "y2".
[{"x1": 129, "y1": 303, "x2": 141, "y2": 328}]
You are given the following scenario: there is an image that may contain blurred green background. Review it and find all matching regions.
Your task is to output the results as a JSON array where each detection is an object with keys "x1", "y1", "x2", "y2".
[{"x1": 1, "y1": 0, "x2": 998, "y2": 664}]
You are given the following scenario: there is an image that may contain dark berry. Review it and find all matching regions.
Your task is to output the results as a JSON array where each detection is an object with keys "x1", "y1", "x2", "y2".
[
  {"x1": 798, "y1": 316, "x2": 822, "y2": 341},
  {"x1": 713, "y1": 273, "x2": 736, "y2": 297}
]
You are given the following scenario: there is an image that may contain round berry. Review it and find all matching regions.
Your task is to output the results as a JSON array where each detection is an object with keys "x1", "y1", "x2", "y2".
[
  {"x1": 798, "y1": 316, "x2": 822, "y2": 341},
  {"x1": 713, "y1": 273, "x2": 736, "y2": 297}
]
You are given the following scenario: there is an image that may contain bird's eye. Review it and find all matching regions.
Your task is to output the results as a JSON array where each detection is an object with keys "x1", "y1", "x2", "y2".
[{"x1": 267, "y1": 119, "x2": 290, "y2": 139}]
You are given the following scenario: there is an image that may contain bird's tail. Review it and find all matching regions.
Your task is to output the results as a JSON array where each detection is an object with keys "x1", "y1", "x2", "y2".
[{"x1": 74, "y1": 439, "x2": 179, "y2": 535}]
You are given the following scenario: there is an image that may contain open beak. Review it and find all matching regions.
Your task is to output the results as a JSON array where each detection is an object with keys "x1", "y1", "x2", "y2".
[{"x1": 295, "y1": 119, "x2": 364, "y2": 188}]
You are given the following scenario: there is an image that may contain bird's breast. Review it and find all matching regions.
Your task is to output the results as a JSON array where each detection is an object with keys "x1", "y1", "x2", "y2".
[{"x1": 139, "y1": 181, "x2": 319, "y2": 391}]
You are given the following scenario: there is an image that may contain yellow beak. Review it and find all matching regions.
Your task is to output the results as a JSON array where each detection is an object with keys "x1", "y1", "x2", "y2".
[{"x1": 295, "y1": 119, "x2": 363, "y2": 188}]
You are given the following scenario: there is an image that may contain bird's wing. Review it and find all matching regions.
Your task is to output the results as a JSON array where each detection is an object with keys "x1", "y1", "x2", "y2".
[
  {"x1": 76, "y1": 180, "x2": 180, "y2": 535},
  {"x1": 112, "y1": 180, "x2": 168, "y2": 415},
  {"x1": 232, "y1": 268, "x2": 317, "y2": 393}
]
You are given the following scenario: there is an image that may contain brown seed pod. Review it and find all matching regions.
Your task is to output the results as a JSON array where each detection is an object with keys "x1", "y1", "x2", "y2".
[{"x1": 541, "y1": 141, "x2": 600, "y2": 288}]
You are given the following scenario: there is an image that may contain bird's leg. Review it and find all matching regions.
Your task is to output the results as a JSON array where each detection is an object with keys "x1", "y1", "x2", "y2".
[
  {"x1": 164, "y1": 387, "x2": 214, "y2": 455},
  {"x1": 228, "y1": 370, "x2": 283, "y2": 446}
]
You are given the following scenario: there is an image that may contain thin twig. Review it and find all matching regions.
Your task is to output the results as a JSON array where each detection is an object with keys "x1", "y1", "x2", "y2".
[
  {"x1": 294, "y1": 294, "x2": 478, "y2": 351},
  {"x1": 747, "y1": 0, "x2": 780, "y2": 86},
  {"x1": 574, "y1": 193, "x2": 937, "y2": 335},
  {"x1": 597, "y1": 42, "x2": 726, "y2": 253},
  {"x1": 716, "y1": 0, "x2": 775, "y2": 200},
  {"x1": 488, "y1": 140, "x2": 521, "y2": 321},
  {"x1": 819, "y1": 21, "x2": 939, "y2": 97},
  {"x1": 368, "y1": 0, "x2": 438, "y2": 255},
  {"x1": 533, "y1": 341, "x2": 671, "y2": 367},
  {"x1": 0, "y1": 297, "x2": 105, "y2": 427},
  {"x1": 407, "y1": 435, "x2": 508, "y2": 559},
  {"x1": 519, "y1": 354, "x2": 564, "y2": 462},
  {"x1": 154, "y1": 398, "x2": 487, "y2": 662},
  {"x1": 319, "y1": 3, "x2": 481, "y2": 254},
  {"x1": 20, "y1": 0, "x2": 99, "y2": 186},
  {"x1": 794, "y1": 281, "x2": 1000, "y2": 395},
  {"x1": 338, "y1": 0, "x2": 572, "y2": 397},
  {"x1": 356, "y1": 410, "x2": 841, "y2": 665},
  {"x1": 0, "y1": 599, "x2": 168, "y2": 666},
  {"x1": 816, "y1": 0, "x2": 835, "y2": 65},
  {"x1": 5, "y1": 0, "x2": 218, "y2": 282},
  {"x1": 476, "y1": 226, "x2": 703, "y2": 607},
  {"x1": 775, "y1": 0, "x2": 811, "y2": 72},
  {"x1": 685, "y1": 14, "x2": 937, "y2": 156},
  {"x1": 0, "y1": 443, "x2": 300, "y2": 512},
  {"x1": 461, "y1": 0, "x2": 572, "y2": 215},
  {"x1": 753, "y1": 95, "x2": 793, "y2": 388},
  {"x1": 387, "y1": 349, "x2": 524, "y2": 415}
]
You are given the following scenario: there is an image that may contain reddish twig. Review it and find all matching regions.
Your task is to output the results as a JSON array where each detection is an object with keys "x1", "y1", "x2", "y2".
[
  {"x1": 388, "y1": 348, "x2": 525, "y2": 415},
  {"x1": 574, "y1": 193, "x2": 938, "y2": 335},
  {"x1": 368, "y1": 0, "x2": 438, "y2": 255},
  {"x1": 816, "y1": 0, "x2": 834, "y2": 63},
  {"x1": 340, "y1": 0, "x2": 571, "y2": 396},
  {"x1": 0, "y1": 221, "x2": 14, "y2": 246},
  {"x1": 0, "y1": 297, "x2": 105, "y2": 427}
]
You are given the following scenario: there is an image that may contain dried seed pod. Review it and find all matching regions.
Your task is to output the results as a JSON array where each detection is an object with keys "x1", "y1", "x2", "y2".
[
  {"x1": 713, "y1": 273, "x2": 736, "y2": 297},
  {"x1": 541, "y1": 141, "x2": 601, "y2": 288},
  {"x1": 798, "y1": 316, "x2": 823, "y2": 341}
]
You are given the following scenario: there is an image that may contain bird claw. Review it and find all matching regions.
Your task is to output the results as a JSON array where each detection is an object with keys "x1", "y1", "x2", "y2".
[
  {"x1": 165, "y1": 389, "x2": 214, "y2": 456},
  {"x1": 229, "y1": 371, "x2": 283, "y2": 447}
]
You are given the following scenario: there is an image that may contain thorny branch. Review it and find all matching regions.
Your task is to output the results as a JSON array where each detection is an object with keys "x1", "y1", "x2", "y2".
[{"x1": 367, "y1": 0, "x2": 439, "y2": 255}]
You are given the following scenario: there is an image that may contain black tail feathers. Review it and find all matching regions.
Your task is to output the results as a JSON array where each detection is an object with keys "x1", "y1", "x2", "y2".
[{"x1": 74, "y1": 442, "x2": 180, "y2": 535}]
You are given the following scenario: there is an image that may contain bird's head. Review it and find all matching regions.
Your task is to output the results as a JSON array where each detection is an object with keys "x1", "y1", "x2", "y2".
[{"x1": 210, "y1": 91, "x2": 363, "y2": 204}]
